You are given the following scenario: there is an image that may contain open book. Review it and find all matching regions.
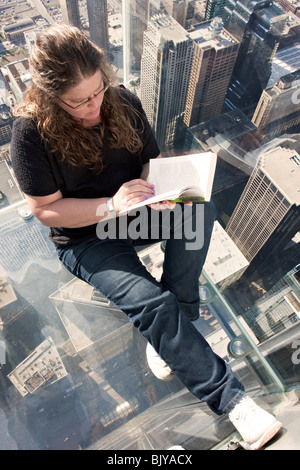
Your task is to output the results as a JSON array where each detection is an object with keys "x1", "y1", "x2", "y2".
[{"x1": 120, "y1": 152, "x2": 217, "y2": 213}]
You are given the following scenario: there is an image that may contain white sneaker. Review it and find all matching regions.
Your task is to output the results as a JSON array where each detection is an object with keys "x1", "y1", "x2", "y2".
[
  {"x1": 146, "y1": 343, "x2": 174, "y2": 381},
  {"x1": 167, "y1": 446, "x2": 185, "y2": 450},
  {"x1": 229, "y1": 396, "x2": 282, "y2": 450}
]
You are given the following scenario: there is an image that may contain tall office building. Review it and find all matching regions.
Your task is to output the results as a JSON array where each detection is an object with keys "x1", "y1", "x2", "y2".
[
  {"x1": 0, "y1": 104, "x2": 14, "y2": 145},
  {"x1": 184, "y1": 18, "x2": 239, "y2": 127},
  {"x1": 252, "y1": 70, "x2": 300, "y2": 137},
  {"x1": 8, "y1": 337, "x2": 68, "y2": 397},
  {"x1": 60, "y1": 0, "x2": 81, "y2": 29},
  {"x1": 86, "y1": 0, "x2": 109, "y2": 52},
  {"x1": 161, "y1": 0, "x2": 189, "y2": 27},
  {"x1": 243, "y1": 270, "x2": 300, "y2": 342},
  {"x1": 225, "y1": 145, "x2": 300, "y2": 266},
  {"x1": 126, "y1": 0, "x2": 150, "y2": 73},
  {"x1": 223, "y1": 0, "x2": 288, "y2": 111},
  {"x1": 205, "y1": 0, "x2": 227, "y2": 20},
  {"x1": 140, "y1": 14, "x2": 194, "y2": 149}
]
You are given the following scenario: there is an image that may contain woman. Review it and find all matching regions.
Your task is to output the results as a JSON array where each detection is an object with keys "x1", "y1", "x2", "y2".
[{"x1": 10, "y1": 24, "x2": 281, "y2": 450}]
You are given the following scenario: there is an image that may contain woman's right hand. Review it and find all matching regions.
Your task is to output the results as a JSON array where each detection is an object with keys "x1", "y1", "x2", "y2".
[{"x1": 112, "y1": 179, "x2": 155, "y2": 215}]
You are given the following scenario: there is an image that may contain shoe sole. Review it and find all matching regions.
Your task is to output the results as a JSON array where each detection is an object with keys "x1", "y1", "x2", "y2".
[
  {"x1": 249, "y1": 421, "x2": 282, "y2": 450},
  {"x1": 150, "y1": 368, "x2": 175, "y2": 381},
  {"x1": 156, "y1": 373, "x2": 174, "y2": 381}
]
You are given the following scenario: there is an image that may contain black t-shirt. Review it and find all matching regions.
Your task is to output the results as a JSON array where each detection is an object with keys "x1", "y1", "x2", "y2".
[{"x1": 10, "y1": 89, "x2": 160, "y2": 246}]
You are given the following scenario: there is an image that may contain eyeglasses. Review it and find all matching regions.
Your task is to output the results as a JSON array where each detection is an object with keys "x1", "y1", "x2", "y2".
[{"x1": 60, "y1": 84, "x2": 109, "y2": 110}]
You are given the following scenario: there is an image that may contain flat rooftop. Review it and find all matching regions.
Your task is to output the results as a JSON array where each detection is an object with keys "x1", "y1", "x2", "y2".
[
  {"x1": 189, "y1": 19, "x2": 238, "y2": 50},
  {"x1": 150, "y1": 14, "x2": 189, "y2": 44},
  {"x1": 262, "y1": 147, "x2": 300, "y2": 204}
]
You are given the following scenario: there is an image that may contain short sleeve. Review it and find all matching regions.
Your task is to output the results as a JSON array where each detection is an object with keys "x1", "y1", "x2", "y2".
[
  {"x1": 134, "y1": 96, "x2": 160, "y2": 164},
  {"x1": 10, "y1": 118, "x2": 59, "y2": 197}
]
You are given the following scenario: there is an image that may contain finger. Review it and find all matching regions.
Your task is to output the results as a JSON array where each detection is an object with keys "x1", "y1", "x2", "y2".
[
  {"x1": 164, "y1": 201, "x2": 176, "y2": 209},
  {"x1": 124, "y1": 184, "x2": 155, "y2": 200},
  {"x1": 117, "y1": 192, "x2": 154, "y2": 213},
  {"x1": 124, "y1": 179, "x2": 155, "y2": 191},
  {"x1": 148, "y1": 201, "x2": 176, "y2": 210}
]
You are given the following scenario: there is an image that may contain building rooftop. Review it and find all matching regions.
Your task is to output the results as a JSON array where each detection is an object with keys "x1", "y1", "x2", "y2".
[
  {"x1": 267, "y1": 44, "x2": 300, "y2": 88},
  {"x1": 189, "y1": 18, "x2": 239, "y2": 50},
  {"x1": 262, "y1": 147, "x2": 300, "y2": 204},
  {"x1": 203, "y1": 221, "x2": 249, "y2": 286},
  {"x1": 3, "y1": 58, "x2": 31, "y2": 95},
  {"x1": 0, "y1": 161, "x2": 24, "y2": 206},
  {"x1": 0, "y1": 104, "x2": 12, "y2": 125},
  {"x1": 0, "y1": 276, "x2": 17, "y2": 310},
  {"x1": 3, "y1": 18, "x2": 34, "y2": 32},
  {"x1": 255, "y1": 0, "x2": 288, "y2": 21},
  {"x1": 108, "y1": 12, "x2": 122, "y2": 47},
  {"x1": 150, "y1": 14, "x2": 189, "y2": 44}
]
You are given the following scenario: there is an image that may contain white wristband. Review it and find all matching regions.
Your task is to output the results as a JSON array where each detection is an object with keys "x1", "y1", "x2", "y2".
[{"x1": 107, "y1": 197, "x2": 117, "y2": 217}]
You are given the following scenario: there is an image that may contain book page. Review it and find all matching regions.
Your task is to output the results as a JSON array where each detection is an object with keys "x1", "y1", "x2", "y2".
[
  {"x1": 149, "y1": 158, "x2": 198, "y2": 195},
  {"x1": 190, "y1": 153, "x2": 216, "y2": 200},
  {"x1": 149, "y1": 153, "x2": 215, "y2": 198}
]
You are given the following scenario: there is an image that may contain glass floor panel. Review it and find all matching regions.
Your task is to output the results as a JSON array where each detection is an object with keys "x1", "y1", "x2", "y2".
[{"x1": 0, "y1": 204, "x2": 296, "y2": 450}]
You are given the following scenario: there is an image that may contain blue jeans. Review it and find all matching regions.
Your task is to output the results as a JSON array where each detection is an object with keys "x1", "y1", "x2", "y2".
[{"x1": 56, "y1": 202, "x2": 244, "y2": 414}]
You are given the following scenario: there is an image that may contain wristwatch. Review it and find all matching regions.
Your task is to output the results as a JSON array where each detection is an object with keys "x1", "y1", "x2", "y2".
[{"x1": 107, "y1": 197, "x2": 117, "y2": 217}]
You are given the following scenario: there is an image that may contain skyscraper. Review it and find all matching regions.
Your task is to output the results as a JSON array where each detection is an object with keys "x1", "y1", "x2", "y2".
[
  {"x1": 0, "y1": 104, "x2": 14, "y2": 146},
  {"x1": 141, "y1": 14, "x2": 194, "y2": 149},
  {"x1": 252, "y1": 70, "x2": 300, "y2": 137},
  {"x1": 223, "y1": 0, "x2": 288, "y2": 111},
  {"x1": 60, "y1": 0, "x2": 81, "y2": 29},
  {"x1": 205, "y1": 0, "x2": 227, "y2": 20},
  {"x1": 126, "y1": 0, "x2": 150, "y2": 73},
  {"x1": 161, "y1": 0, "x2": 189, "y2": 27},
  {"x1": 184, "y1": 18, "x2": 239, "y2": 127},
  {"x1": 225, "y1": 145, "x2": 300, "y2": 266},
  {"x1": 86, "y1": 0, "x2": 109, "y2": 52}
]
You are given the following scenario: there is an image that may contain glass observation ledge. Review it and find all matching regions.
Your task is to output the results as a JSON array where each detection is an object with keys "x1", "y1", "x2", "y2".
[{"x1": 0, "y1": 200, "x2": 299, "y2": 450}]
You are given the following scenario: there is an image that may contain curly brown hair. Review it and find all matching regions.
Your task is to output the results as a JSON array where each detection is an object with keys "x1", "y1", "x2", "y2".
[{"x1": 14, "y1": 24, "x2": 144, "y2": 173}]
